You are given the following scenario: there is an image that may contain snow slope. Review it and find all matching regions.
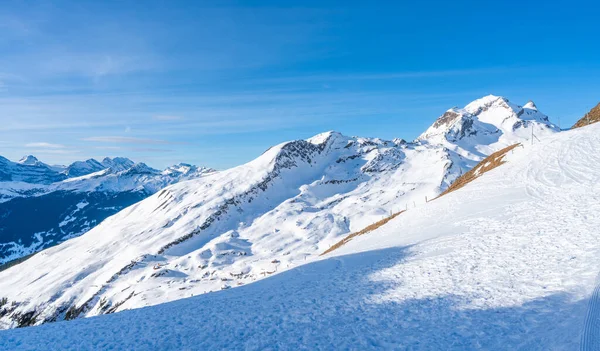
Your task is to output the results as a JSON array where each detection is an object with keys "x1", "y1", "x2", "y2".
[
  {"x1": 0, "y1": 118, "x2": 597, "y2": 350},
  {"x1": 0, "y1": 95, "x2": 559, "y2": 328},
  {"x1": 0, "y1": 160, "x2": 215, "y2": 264}
]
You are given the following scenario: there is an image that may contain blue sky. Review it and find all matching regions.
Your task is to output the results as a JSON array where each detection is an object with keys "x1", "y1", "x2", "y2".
[{"x1": 1, "y1": 0, "x2": 599, "y2": 169}]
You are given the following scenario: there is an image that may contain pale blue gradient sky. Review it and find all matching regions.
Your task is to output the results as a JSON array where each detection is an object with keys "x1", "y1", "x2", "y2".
[{"x1": 1, "y1": 0, "x2": 599, "y2": 169}]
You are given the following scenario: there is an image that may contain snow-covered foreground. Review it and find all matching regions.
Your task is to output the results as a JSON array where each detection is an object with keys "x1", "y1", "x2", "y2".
[{"x1": 1, "y1": 116, "x2": 597, "y2": 349}]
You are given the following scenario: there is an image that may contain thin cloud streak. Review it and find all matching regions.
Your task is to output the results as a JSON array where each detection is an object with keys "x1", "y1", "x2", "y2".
[
  {"x1": 27, "y1": 149, "x2": 80, "y2": 155},
  {"x1": 82, "y1": 136, "x2": 173, "y2": 144},
  {"x1": 25, "y1": 142, "x2": 66, "y2": 148}
]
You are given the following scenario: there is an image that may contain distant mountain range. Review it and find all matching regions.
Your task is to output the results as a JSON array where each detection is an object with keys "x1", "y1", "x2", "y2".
[
  {"x1": 0, "y1": 95, "x2": 561, "y2": 328},
  {"x1": 0, "y1": 156, "x2": 215, "y2": 264}
]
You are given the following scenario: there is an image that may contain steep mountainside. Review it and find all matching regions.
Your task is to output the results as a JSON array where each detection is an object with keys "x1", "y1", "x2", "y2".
[
  {"x1": 572, "y1": 102, "x2": 600, "y2": 128},
  {"x1": 0, "y1": 95, "x2": 559, "y2": 328},
  {"x1": 0, "y1": 159, "x2": 215, "y2": 264},
  {"x1": 1, "y1": 118, "x2": 597, "y2": 350}
]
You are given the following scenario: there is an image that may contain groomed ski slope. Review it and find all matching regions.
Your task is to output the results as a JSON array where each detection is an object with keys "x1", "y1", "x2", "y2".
[{"x1": 1, "y1": 123, "x2": 599, "y2": 350}]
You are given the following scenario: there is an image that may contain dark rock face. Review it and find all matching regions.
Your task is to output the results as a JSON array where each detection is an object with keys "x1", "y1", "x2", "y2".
[{"x1": 433, "y1": 110, "x2": 461, "y2": 129}]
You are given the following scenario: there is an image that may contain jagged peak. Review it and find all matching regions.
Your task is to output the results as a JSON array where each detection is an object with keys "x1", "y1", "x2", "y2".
[
  {"x1": 523, "y1": 100, "x2": 538, "y2": 110},
  {"x1": 64, "y1": 159, "x2": 102, "y2": 170},
  {"x1": 464, "y1": 95, "x2": 513, "y2": 115},
  {"x1": 101, "y1": 157, "x2": 135, "y2": 172},
  {"x1": 18, "y1": 155, "x2": 41, "y2": 165},
  {"x1": 78, "y1": 158, "x2": 103, "y2": 166},
  {"x1": 430, "y1": 108, "x2": 471, "y2": 129},
  {"x1": 120, "y1": 162, "x2": 159, "y2": 175},
  {"x1": 102, "y1": 157, "x2": 134, "y2": 165},
  {"x1": 418, "y1": 94, "x2": 558, "y2": 146},
  {"x1": 306, "y1": 131, "x2": 346, "y2": 146}
]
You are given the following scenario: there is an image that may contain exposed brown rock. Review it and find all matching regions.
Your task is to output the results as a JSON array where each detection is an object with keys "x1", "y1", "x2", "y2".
[
  {"x1": 436, "y1": 143, "x2": 521, "y2": 197},
  {"x1": 572, "y1": 103, "x2": 600, "y2": 129},
  {"x1": 321, "y1": 211, "x2": 405, "y2": 256}
]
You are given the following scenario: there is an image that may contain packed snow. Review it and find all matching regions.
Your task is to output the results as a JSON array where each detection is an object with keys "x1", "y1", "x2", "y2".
[
  {"x1": 0, "y1": 113, "x2": 597, "y2": 350},
  {"x1": 0, "y1": 95, "x2": 561, "y2": 329}
]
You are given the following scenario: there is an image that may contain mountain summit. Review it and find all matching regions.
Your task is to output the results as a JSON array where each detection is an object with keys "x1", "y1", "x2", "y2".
[
  {"x1": 17, "y1": 155, "x2": 42, "y2": 166},
  {"x1": 419, "y1": 95, "x2": 558, "y2": 157}
]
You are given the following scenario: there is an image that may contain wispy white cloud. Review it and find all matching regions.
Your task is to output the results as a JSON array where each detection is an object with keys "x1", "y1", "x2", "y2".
[
  {"x1": 131, "y1": 148, "x2": 174, "y2": 153},
  {"x1": 82, "y1": 136, "x2": 172, "y2": 144},
  {"x1": 25, "y1": 142, "x2": 66, "y2": 149},
  {"x1": 27, "y1": 149, "x2": 79, "y2": 155},
  {"x1": 94, "y1": 146, "x2": 123, "y2": 150}
]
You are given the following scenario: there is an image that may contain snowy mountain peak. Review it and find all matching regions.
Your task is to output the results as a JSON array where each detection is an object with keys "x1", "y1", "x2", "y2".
[
  {"x1": 121, "y1": 162, "x2": 159, "y2": 175},
  {"x1": 64, "y1": 159, "x2": 106, "y2": 178},
  {"x1": 524, "y1": 100, "x2": 538, "y2": 110},
  {"x1": 463, "y1": 94, "x2": 508, "y2": 112},
  {"x1": 306, "y1": 131, "x2": 344, "y2": 145},
  {"x1": 101, "y1": 157, "x2": 135, "y2": 172},
  {"x1": 418, "y1": 95, "x2": 558, "y2": 159},
  {"x1": 17, "y1": 155, "x2": 41, "y2": 165}
]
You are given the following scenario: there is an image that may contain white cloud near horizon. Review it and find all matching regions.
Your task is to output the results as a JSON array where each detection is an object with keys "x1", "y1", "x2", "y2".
[
  {"x1": 25, "y1": 142, "x2": 66, "y2": 149},
  {"x1": 82, "y1": 136, "x2": 172, "y2": 144}
]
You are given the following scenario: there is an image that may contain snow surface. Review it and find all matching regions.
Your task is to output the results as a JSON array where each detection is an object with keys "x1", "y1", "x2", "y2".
[
  {"x1": 0, "y1": 117, "x2": 597, "y2": 350},
  {"x1": 0, "y1": 95, "x2": 562, "y2": 330}
]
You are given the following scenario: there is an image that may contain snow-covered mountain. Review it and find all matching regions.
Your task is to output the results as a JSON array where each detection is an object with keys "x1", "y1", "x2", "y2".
[
  {"x1": 0, "y1": 158, "x2": 215, "y2": 264},
  {"x1": 418, "y1": 95, "x2": 558, "y2": 157},
  {"x1": 0, "y1": 95, "x2": 559, "y2": 329},
  {"x1": 62, "y1": 157, "x2": 136, "y2": 178},
  {"x1": 0, "y1": 155, "x2": 67, "y2": 185},
  {"x1": 1, "y1": 111, "x2": 597, "y2": 350}
]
